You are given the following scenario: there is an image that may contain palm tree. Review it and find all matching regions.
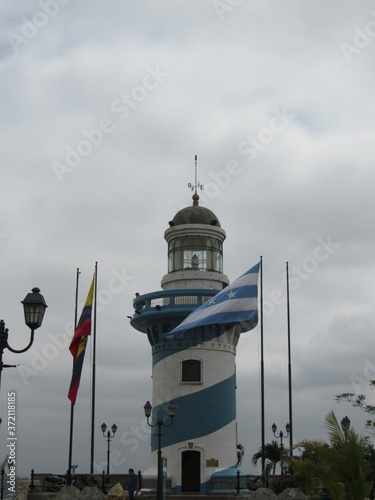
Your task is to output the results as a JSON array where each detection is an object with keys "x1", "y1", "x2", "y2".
[
  {"x1": 290, "y1": 410, "x2": 372, "y2": 500},
  {"x1": 252, "y1": 440, "x2": 285, "y2": 474}
]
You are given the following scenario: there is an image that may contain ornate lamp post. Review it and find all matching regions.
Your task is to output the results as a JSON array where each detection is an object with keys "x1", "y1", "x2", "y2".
[
  {"x1": 272, "y1": 422, "x2": 290, "y2": 476},
  {"x1": 144, "y1": 400, "x2": 176, "y2": 500},
  {"x1": 0, "y1": 287, "x2": 47, "y2": 390},
  {"x1": 341, "y1": 416, "x2": 350, "y2": 441},
  {"x1": 101, "y1": 423, "x2": 117, "y2": 476}
]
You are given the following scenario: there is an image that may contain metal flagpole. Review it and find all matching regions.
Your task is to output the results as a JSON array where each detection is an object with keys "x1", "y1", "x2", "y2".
[
  {"x1": 286, "y1": 262, "x2": 293, "y2": 456},
  {"x1": 68, "y1": 268, "x2": 80, "y2": 485},
  {"x1": 260, "y1": 256, "x2": 265, "y2": 483},
  {"x1": 90, "y1": 262, "x2": 98, "y2": 475}
]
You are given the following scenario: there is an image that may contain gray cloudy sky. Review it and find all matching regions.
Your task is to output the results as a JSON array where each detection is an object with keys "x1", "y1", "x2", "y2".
[{"x1": 1, "y1": 0, "x2": 375, "y2": 479}]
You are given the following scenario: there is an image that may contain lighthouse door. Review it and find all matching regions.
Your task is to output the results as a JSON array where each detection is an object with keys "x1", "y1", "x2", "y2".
[{"x1": 181, "y1": 450, "x2": 200, "y2": 492}]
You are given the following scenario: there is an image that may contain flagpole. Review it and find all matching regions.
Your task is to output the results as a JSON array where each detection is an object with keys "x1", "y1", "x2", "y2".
[
  {"x1": 68, "y1": 268, "x2": 80, "y2": 485},
  {"x1": 90, "y1": 262, "x2": 98, "y2": 475},
  {"x1": 286, "y1": 262, "x2": 293, "y2": 456},
  {"x1": 259, "y1": 256, "x2": 265, "y2": 484}
]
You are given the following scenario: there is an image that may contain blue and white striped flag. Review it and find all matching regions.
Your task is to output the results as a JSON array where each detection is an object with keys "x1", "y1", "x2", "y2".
[{"x1": 164, "y1": 262, "x2": 260, "y2": 338}]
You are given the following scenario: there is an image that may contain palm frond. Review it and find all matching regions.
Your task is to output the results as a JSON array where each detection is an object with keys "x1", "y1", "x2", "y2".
[{"x1": 325, "y1": 410, "x2": 345, "y2": 447}]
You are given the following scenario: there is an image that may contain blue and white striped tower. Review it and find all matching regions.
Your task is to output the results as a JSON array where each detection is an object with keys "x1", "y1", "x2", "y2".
[{"x1": 131, "y1": 193, "x2": 254, "y2": 493}]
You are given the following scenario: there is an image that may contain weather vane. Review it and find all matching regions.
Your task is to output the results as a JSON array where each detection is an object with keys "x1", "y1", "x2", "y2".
[{"x1": 188, "y1": 155, "x2": 204, "y2": 195}]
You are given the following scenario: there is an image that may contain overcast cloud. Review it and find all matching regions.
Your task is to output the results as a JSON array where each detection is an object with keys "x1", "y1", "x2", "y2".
[{"x1": 1, "y1": 0, "x2": 375, "y2": 479}]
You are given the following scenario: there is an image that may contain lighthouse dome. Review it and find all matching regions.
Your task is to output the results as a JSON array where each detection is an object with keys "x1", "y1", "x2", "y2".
[{"x1": 170, "y1": 205, "x2": 221, "y2": 227}]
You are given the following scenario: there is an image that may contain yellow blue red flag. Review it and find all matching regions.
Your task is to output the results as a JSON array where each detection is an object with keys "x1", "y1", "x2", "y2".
[{"x1": 68, "y1": 277, "x2": 94, "y2": 404}]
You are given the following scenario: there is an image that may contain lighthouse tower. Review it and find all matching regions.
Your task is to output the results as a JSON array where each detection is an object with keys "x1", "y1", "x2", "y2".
[{"x1": 131, "y1": 190, "x2": 246, "y2": 493}]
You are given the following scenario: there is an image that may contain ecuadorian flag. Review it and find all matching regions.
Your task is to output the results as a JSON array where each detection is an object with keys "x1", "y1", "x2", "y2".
[{"x1": 68, "y1": 277, "x2": 94, "y2": 405}]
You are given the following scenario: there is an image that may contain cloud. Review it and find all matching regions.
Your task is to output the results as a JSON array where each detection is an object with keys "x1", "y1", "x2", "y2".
[{"x1": 1, "y1": 0, "x2": 375, "y2": 480}]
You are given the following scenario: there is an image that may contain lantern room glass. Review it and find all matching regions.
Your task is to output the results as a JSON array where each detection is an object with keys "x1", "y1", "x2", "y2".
[{"x1": 168, "y1": 236, "x2": 223, "y2": 273}]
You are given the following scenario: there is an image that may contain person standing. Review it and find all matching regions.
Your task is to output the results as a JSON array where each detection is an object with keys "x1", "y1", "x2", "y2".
[{"x1": 128, "y1": 468, "x2": 139, "y2": 499}]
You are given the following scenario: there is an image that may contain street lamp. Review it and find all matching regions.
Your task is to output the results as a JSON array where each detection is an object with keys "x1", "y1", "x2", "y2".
[
  {"x1": 101, "y1": 423, "x2": 117, "y2": 476},
  {"x1": 272, "y1": 422, "x2": 290, "y2": 476},
  {"x1": 0, "y1": 287, "x2": 47, "y2": 389},
  {"x1": 341, "y1": 416, "x2": 350, "y2": 441},
  {"x1": 144, "y1": 400, "x2": 176, "y2": 500}
]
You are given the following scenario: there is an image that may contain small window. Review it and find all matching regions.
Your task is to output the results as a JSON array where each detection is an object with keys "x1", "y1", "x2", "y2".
[{"x1": 181, "y1": 359, "x2": 201, "y2": 382}]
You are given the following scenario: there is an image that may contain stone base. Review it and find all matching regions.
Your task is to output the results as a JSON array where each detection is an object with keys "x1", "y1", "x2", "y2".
[
  {"x1": 209, "y1": 468, "x2": 247, "y2": 492},
  {"x1": 140, "y1": 467, "x2": 171, "y2": 491}
]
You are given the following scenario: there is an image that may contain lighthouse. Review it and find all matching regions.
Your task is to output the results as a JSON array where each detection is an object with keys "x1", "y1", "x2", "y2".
[{"x1": 131, "y1": 185, "x2": 257, "y2": 493}]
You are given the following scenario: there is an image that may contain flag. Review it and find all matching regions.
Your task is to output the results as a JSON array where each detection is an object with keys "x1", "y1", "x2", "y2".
[
  {"x1": 164, "y1": 262, "x2": 260, "y2": 339},
  {"x1": 68, "y1": 277, "x2": 94, "y2": 405}
]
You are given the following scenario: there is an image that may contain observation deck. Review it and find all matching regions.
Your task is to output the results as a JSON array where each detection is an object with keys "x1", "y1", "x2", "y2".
[{"x1": 130, "y1": 288, "x2": 218, "y2": 337}]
